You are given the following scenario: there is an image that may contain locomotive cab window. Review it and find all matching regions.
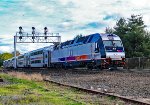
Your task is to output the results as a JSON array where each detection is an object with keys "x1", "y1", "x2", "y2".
[
  {"x1": 103, "y1": 40, "x2": 123, "y2": 47},
  {"x1": 103, "y1": 40, "x2": 124, "y2": 52}
]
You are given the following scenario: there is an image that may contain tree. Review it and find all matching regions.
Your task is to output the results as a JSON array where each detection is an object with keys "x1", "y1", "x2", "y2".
[
  {"x1": 74, "y1": 34, "x2": 83, "y2": 40},
  {"x1": 114, "y1": 18, "x2": 128, "y2": 40},
  {"x1": 105, "y1": 27, "x2": 114, "y2": 34},
  {"x1": 113, "y1": 15, "x2": 150, "y2": 57},
  {"x1": 0, "y1": 59, "x2": 3, "y2": 67},
  {"x1": 0, "y1": 52, "x2": 13, "y2": 66},
  {"x1": 0, "y1": 53, "x2": 13, "y2": 61},
  {"x1": 126, "y1": 15, "x2": 147, "y2": 57},
  {"x1": 142, "y1": 31, "x2": 150, "y2": 56}
]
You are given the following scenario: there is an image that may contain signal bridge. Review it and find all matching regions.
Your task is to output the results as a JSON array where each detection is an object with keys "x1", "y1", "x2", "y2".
[
  {"x1": 14, "y1": 27, "x2": 61, "y2": 69},
  {"x1": 15, "y1": 32, "x2": 61, "y2": 44}
]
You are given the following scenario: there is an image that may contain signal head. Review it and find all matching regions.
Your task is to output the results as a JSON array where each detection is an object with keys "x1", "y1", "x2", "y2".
[
  {"x1": 44, "y1": 27, "x2": 47, "y2": 30},
  {"x1": 32, "y1": 27, "x2": 35, "y2": 30},
  {"x1": 19, "y1": 26, "x2": 22, "y2": 30}
]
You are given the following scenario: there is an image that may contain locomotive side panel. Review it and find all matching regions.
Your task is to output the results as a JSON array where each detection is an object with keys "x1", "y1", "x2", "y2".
[{"x1": 51, "y1": 42, "x2": 101, "y2": 68}]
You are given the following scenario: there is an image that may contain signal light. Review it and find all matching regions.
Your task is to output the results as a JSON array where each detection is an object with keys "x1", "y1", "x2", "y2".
[
  {"x1": 32, "y1": 27, "x2": 35, "y2": 35},
  {"x1": 32, "y1": 36, "x2": 35, "y2": 39},
  {"x1": 19, "y1": 26, "x2": 23, "y2": 34},
  {"x1": 44, "y1": 27, "x2": 48, "y2": 35},
  {"x1": 45, "y1": 36, "x2": 47, "y2": 39},
  {"x1": 19, "y1": 26, "x2": 22, "y2": 30},
  {"x1": 19, "y1": 36, "x2": 22, "y2": 40}
]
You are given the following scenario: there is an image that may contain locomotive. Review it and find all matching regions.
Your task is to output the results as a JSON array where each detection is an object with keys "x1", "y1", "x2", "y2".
[{"x1": 3, "y1": 33, "x2": 125, "y2": 70}]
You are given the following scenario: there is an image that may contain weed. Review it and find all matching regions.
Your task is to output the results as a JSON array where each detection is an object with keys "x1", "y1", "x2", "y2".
[
  {"x1": 108, "y1": 96, "x2": 117, "y2": 100},
  {"x1": 0, "y1": 73, "x2": 84, "y2": 105}
]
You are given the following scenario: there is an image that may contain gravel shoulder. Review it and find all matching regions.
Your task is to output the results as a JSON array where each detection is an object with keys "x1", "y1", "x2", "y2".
[{"x1": 46, "y1": 69, "x2": 150, "y2": 103}]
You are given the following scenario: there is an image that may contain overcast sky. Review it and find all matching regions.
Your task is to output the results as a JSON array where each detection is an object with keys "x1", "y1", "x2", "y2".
[{"x1": 0, "y1": 0, "x2": 150, "y2": 53}]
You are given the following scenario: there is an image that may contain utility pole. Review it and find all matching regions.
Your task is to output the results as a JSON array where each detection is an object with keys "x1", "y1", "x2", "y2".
[{"x1": 14, "y1": 27, "x2": 61, "y2": 69}]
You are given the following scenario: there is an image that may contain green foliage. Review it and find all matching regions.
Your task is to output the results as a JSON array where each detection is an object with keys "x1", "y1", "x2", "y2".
[
  {"x1": 0, "y1": 51, "x2": 20, "y2": 66},
  {"x1": 74, "y1": 34, "x2": 83, "y2": 40},
  {"x1": 0, "y1": 59, "x2": 3, "y2": 67},
  {"x1": 105, "y1": 27, "x2": 114, "y2": 34},
  {"x1": 0, "y1": 52, "x2": 13, "y2": 66},
  {"x1": 0, "y1": 74, "x2": 84, "y2": 105},
  {"x1": 108, "y1": 96, "x2": 116, "y2": 100},
  {"x1": 0, "y1": 73, "x2": 125, "y2": 105},
  {"x1": 110, "y1": 15, "x2": 150, "y2": 58},
  {"x1": 0, "y1": 53, "x2": 13, "y2": 60}
]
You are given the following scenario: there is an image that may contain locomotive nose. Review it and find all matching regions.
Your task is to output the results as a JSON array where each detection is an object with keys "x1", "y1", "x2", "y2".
[{"x1": 106, "y1": 53, "x2": 125, "y2": 60}]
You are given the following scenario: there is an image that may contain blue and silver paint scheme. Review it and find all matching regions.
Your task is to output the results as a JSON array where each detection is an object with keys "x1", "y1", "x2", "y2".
[
  {"x1": 17, "y1": 55, "x2": 25, "y2": 67},
  {"x1": 29, "y1": 48, "x2": 44, "y2": 67},
  {"x1": 51, "y1": 33, "x2": 125, "y2": 68}
]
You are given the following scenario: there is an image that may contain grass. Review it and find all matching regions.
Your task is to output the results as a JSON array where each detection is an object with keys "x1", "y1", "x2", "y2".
[
  {"x1": 108, "y1": 96, "x2": 117, "y2": 100},
  {"x1": 0, "y1": 73, "x2": 84, "y2": 105},
  {"x1": 6, "y1": 71, "x2": 43, "y2": 81},
  {"x1": 0, "y1": 67, "x2": 3, "y2": 71},
  {"x1": 0, "y1": 72, "x2": 126, "y2": 105}
]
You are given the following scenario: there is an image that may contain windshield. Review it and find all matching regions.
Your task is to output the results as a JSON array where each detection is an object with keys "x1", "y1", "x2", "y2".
[{"x1": 103, "y1": 40, "x2": 123, "y2": 47}]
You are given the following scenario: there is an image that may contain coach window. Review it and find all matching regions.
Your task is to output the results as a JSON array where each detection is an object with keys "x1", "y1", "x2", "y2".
[
  {"x1": 95, "y1": 42, "x2": 99, "y2": 53},
  {"x1": 35, "y1": 52, "x2": 37, "y2": 55},
  {"x1": 39, "y1": 50, "x2": 43, "y2": 54},
  {"x1": 45, "y1": 54, "x2": 48, "y2": 58}
]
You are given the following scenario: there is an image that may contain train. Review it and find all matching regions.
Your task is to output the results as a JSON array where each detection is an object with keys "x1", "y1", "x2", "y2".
[{"x1": 3, "y1": 33, "x2": 125, "y2": 70}]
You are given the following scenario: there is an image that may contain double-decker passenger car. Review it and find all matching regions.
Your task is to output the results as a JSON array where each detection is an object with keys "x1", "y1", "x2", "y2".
[
  {"x1": 17, "y1": 55, "x2": 24, "y2": 67},
  {"x1": 29, "y1": 48, "x2": 44, "y2": 67}
]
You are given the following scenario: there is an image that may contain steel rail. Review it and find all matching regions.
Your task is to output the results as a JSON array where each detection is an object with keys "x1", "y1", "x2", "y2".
[{"x1": 44, "y1": 78, "x2": 149, "y2": 105}]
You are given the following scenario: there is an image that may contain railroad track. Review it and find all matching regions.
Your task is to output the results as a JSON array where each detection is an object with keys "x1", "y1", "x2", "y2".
[
  {"x1": 44, "y1": 78, "x2": 150, "y2": 105},
  {"x1": 3, "y1": 68, "x2": 150, "y2": 104}
]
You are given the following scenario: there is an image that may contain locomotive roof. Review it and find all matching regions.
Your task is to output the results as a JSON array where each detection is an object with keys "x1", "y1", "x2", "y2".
[
  {"x1": 28, "y1": 45, "x2": 54, "y2": 53},
  {"x1": 60, "y1": 33, "x2": 121, "y2": 48},
  {"x1": 100, "y1": 33, "x2": 121, "y2": 40}
]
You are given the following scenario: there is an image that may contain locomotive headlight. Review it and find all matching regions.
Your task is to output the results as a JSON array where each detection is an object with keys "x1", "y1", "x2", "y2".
[{"x1": 106, "y1": 57, "x2": 111, "y2": 62}]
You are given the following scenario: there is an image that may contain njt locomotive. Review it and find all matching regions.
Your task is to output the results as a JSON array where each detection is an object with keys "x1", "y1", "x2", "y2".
[{"x1": 3, "y1": 33, "x2": 125, "y2": 70}]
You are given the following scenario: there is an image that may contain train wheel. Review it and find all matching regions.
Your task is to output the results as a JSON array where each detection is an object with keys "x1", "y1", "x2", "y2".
[
  {"x1": 55, "y1": 64, "x2": 60, "y2": 69},
  {"x1": 86, "y1": 63, "x2": 93, "y2": 70},
  {"x1": 59, "y1": 64, "x2": 63, "y2": 70},
  {"x1": 95, "y1": 65, "x2": 103, "y2": 71}
]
